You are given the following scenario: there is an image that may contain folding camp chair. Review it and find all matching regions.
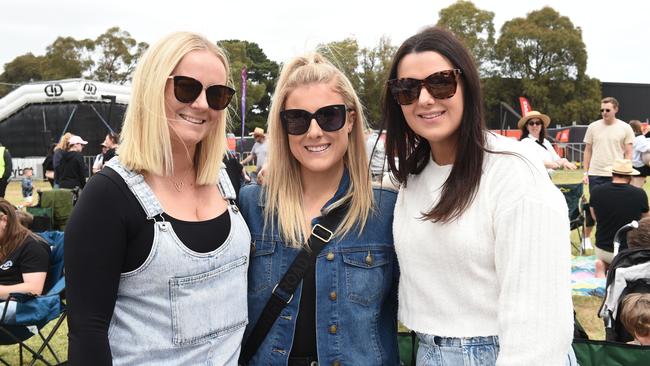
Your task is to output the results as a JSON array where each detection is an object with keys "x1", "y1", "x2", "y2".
[
  {"x1": 37, "y1": 189, "x2": 76, "y2": 231},
  {"x1": 0, "y1": 231, "x2": 66, "y2": 366},
  {"x1": 556, "y1": 183, "x2": 587, "y2": 254}
]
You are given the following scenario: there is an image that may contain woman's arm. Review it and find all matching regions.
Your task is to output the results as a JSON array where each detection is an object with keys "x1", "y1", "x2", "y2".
[
  {"x1": 65, "y1": 173, "x2": 130, "y2": 365},
  {"x1": 0, "y1": 272, "x2": 47, "y2": 299}
]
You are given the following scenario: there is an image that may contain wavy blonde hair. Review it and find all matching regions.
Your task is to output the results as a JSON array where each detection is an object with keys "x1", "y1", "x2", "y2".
[
  {"x1": 118, "y1": 32, "x2": 231, "y2": 184},
  {"x1": 264, "y1": 53, "x2": 372, "y2": 248},
  {"x1": 55, "y1": 133, "x2": 73, "y2": 151}
]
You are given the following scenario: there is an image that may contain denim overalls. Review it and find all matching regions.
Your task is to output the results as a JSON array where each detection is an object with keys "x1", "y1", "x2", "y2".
[{"x1": 105, "y1": 158, "x2": 250, "y2": 365}]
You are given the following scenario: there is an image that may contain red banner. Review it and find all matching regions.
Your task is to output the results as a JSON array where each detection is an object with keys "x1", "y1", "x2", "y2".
[{"x1": 519, "y1": 97, "x2": 532, "y2": 116}]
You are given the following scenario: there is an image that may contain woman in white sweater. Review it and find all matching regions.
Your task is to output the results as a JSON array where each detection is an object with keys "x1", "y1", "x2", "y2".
[
  {"x1": 383, "y1": 27, "x2": 574, "y2": 366},
  {"x1": 518, "y1": 110, "x2": 577, "y2": 176}
]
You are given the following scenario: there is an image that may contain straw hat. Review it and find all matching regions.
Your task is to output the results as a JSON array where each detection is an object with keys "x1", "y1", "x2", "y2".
[
  {"x1": 517, "y1": 111, "x2": 551, "y2": 129},
  {"x1": 249, "y1": 127, "x2": 265, "y2": 137},
  {"x1": 606, "y1": 159, "x2": 640, "y2": 176}
]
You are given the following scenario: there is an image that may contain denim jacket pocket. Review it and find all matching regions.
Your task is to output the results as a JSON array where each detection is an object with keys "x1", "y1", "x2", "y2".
[
  {"x1": 342, "y1": 247, "x2": 391, "y2": 306},
  {"x1": 169, "y1": 256, "x2": 248, "y2": 346},
  {"x1": 248, "y1": 235, "x2": 277, "y2": 293}
]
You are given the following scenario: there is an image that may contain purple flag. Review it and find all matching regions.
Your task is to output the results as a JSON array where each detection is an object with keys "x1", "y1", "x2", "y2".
[{"x1": 240, "y1": 65, "x2": 247, "y2": 156}]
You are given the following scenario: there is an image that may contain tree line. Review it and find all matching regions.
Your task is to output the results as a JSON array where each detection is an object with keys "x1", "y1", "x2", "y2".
[{"x1": 0, "y1": 1, "x2": 601, "y2": 131}]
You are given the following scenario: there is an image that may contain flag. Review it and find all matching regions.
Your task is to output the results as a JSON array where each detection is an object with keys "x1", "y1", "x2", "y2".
[
  {"x1": 519, "y1": 96, "x2": 532, "y2": 116},
  {"x1": 240, "y1": 65, "x2": 247, "y2": 156}
]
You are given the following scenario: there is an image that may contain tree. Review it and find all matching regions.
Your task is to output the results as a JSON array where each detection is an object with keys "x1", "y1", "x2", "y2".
[
  {"x1": 42, "y1": 36, "x2": 95, "y2": 80},
  {"x1": 317, "y1": 38, "x2": 361, "y2": 92},
  {"x1": 493, "y1": 7, "x2": 600, "y2": 124},
  {"x1": 437, "y1": 0, "x2": 496, "y2": 76},
  {"x1": 218, "y1": 40, "x2": 280, "y2": 133},
  {"x1": 359, "y1": 36, "x2": 396, "y2": 127},
  {"x1": 91, "y1": 27, "x2": 148, "y2": 84}
]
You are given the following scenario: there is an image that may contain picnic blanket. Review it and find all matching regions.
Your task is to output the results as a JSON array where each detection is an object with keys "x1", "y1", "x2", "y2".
[{"x1": 572, "y1": 255, "x2": 606, "y2": 297}]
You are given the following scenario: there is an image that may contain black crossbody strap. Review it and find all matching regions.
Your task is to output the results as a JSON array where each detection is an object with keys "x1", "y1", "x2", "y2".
[{"x1": 239, "y1": 206, "x2": 346, "y2": 365}]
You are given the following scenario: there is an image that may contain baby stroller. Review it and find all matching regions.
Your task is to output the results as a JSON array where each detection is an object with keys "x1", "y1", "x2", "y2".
[{"x1": 598, "y1": 221, "x2": 650, "y2": 343}]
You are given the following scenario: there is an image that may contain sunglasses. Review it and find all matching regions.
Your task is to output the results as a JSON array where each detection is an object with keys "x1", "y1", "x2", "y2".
[
  {"x1": 387, "y1": 69, "x2": 462, "y2": 105},
  {"x1": 167, "y1": 75, "x2": 235, "y2": 111},
  {"x1": 527, "y1": 120, "x2": 543, "y2": 126},
  {"x1": 280, "y1": 104, "x2": 349, "y2": 135},
  {"x1": 600, "y1": 108, "x2": 611, "y2": 113}
]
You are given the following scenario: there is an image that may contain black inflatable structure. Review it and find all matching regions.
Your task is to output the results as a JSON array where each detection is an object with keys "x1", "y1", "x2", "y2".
[{"x1": 0, "y1": 79, "x2": 130, "y2": 157}]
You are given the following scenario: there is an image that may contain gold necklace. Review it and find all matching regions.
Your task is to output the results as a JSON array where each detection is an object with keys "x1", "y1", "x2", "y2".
[{"x1": 169, "y1": 168, "x2": 194, "y2": 192}]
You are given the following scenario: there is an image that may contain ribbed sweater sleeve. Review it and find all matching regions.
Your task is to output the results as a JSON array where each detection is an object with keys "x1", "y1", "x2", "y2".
[{"x1": 493, "y1": 195, "x2": 573, "y2": 365}]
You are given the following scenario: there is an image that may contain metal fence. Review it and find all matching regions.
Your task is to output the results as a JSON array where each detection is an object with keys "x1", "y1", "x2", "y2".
[{"x1": 554, "y1": 142, "x2": 586, "y2": 164}]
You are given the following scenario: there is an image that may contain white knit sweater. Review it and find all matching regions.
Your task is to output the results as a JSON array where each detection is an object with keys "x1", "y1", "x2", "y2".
[{"x1": 394, "y1": 133, "x2": 573, "y2": 366}]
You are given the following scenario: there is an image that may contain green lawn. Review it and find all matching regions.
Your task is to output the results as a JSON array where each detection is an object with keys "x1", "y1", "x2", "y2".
[{"x1": 2, "y1": 170, "x2": 645, "y2": 362}]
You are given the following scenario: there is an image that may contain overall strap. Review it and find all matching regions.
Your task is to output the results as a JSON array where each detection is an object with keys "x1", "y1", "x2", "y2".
[
  {"x1": 105, "y1": 158, "x2": 164, "y2": 219},
  {"x1": 239, "y1": 205, "x2": 347, "y2": 365}
]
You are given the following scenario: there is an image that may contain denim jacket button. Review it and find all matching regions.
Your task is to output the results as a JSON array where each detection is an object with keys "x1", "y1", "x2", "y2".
[
  {"x1": 326, "y1": 252, "x2": 335, "y2": 261},
  {"x1": 329, "y1": 291, "x2": 337, "y2": 301},
  {"x1": 365, "y1": 253, "x2": 373, "y2": 265},
  {"x1": 332, "y1": 361, "x2": 341, "y2": 366},
  {"x1": 329, "y1": 324, "x2": 337, "y2": 334}
]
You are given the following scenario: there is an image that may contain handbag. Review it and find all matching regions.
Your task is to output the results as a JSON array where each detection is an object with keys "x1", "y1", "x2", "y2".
[{"x1": 239, "y1": 205, "x2": 346, "y2": 365}]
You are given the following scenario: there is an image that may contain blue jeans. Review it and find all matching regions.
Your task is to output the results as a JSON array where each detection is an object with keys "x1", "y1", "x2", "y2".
[{"x1": 416, "y1": 333, "x2": 499, "y2": 366}]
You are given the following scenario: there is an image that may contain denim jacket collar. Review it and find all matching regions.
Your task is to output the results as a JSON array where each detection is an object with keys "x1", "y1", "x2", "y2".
[{"x1": 257, "y1": 167, "x2": 351, "y2": 216}]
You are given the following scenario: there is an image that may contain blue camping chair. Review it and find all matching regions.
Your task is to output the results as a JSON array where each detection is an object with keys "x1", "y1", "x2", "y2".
[{"x1": 0, "y1": 231, "x2": 66, "y2": 366}]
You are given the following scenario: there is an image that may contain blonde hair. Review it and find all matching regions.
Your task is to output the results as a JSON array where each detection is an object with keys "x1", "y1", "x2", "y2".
[
  {"x1": 55, "y1": 133, "x2": 73, "y2": 151},
  {"x1": 118, "y1": 32, "x2": 231, "y2": 184},
  {"x1": 264, "y1": 53, "x2": 372, "y2": 247},
  {"x1": 621, "y1": 293, "x2": 650, "y2": 339},
  {"x1": 630, "y1": 120, "x2": 643, "y2": 136}
]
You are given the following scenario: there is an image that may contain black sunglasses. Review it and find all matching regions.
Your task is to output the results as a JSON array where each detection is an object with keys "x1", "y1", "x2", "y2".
[
  {"x1": 527, "y1": 120, "x2": 543, "y2": 126},
  {"x1": 387, "y1": 69, "x2": 462, "y2": 105},
  {"x1": 600, "y1": 108, "x2": 611, "y2": 113},
  {"x1": 167, "y1": 75, "x2": 235, "y2": 111},
  {"x1": 280, "y1": 104, "x2": 349, "y2": 135}
]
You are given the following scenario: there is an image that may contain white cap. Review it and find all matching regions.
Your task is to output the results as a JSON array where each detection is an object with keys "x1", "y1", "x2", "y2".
[{"x1": 68, "y1": 136, "x2": 88, "y2": 145}]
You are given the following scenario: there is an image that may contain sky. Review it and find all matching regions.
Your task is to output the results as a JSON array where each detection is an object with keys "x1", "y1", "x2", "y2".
[{"x1": 1, "y1": 0, "x2": 649, "y2": 84}]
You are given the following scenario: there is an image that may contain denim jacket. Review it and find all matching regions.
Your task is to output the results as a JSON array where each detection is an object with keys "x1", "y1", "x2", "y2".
[{"x1": 240, "y1": 172, "x2": 399, "y2": 366}]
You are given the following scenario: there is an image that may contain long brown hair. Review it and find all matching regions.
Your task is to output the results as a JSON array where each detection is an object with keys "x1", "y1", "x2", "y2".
[
  {"x1": 0, "y1": 199, "x2": 38, "y2": 262},
  {"x1": 383, "y1": 27, "x2": 487, "y2": 223}
]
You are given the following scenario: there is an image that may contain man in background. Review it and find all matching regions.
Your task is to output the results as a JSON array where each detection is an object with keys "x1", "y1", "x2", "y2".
[
  {"x1": 240, "y1": 127, "x2": 268, "y2": 183},
  {"x1": 0, "y1": 142, "x2": 12, "y2": 198},
  {"x1": 582, "y1": 97, "x2": 634, "y2": 249},
  {"x1": 590, "y1": 159, "x2": 648, "y2": 277}
]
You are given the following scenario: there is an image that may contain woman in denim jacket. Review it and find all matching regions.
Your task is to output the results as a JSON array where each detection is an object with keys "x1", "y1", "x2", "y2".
[{"x1": 240, "y1": 53, "x2": 399, "y2": 366}]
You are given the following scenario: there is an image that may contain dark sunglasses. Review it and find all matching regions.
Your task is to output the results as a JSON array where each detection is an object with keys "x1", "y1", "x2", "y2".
[
  {"x1": 527, "y1": 120, "x2": 543, "y2": 126},
  {"x1": 600, "y1": 108, "x2": 611, "y2": 113},
  {"x1": 167, "y1": 75, "x2": 235, "y2": 111},
  {"x1": 280, "y1": 104, "x2": 349, "y2": 135},
  {"x1": 387, "y1": 69, "x2": 462, "y2": 105}
]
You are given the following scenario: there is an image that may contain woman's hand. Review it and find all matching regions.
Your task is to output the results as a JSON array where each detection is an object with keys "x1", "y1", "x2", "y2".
[{"x1": 562, "y1": 160, "x2": 577, "y2": 170}]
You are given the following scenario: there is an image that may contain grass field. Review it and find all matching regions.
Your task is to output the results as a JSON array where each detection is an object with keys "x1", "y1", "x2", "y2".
[{"x1": 2, "y1": 169, "x2": 647, "y2": 363}]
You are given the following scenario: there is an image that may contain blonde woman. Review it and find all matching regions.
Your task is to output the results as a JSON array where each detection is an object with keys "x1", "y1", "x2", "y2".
[
  {"x1": 52, "y1": 132, "x2": 72, "y2": 187},
  {"x1": 65, "y1": 32, "x2": 250, "y2": 365},
  {"x1": 239, "y1": 53, "x2": 399, "y2": 365}
]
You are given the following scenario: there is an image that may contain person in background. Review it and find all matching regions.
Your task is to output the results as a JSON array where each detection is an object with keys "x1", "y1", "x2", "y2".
[
  {"x1": 0, "y1": 143, "x2": 12, "y2": 198},
  {"x1": 518, "y1": 110, "x2": 576, "y2": 176},
  {"x1": 629, "y1": 120, "x2": 650, "y2": 188},
  {"x1": 21, "y1": 167, "x2": 34, "y2": 203},
  {"x1": 240, "y1": 127, "x2": 268, "y2": 182},
  {"x1": 57, "y1": 135, "x2": 88, "y2": 190},
  {"x1": 102, "y1": 132, "x2": 119, "y2": 166},
  {"x1": 92, "y1": 143, "x2": 109, "y2": 175},
  {"x1": 365, "y1": 128, "x2": 387, "y2": 182},
  {"x1": 582, "y1": 97, "x2": 635, "y2": 250},
  {"x1": 42, "y1": 143, "x2": 57, "y2": 187},
  {"x1": 589, "y1": 159, "x2": 649, "y2": 277},
  {"x1": 627, "y1": 216, "x2": 650, "y2": 249},
  {"x1": 52, "y1": 133, "x2": 73, "y2": 188},
  {"x1": 383, "y1": 26, "x2": 572, "y2": 365},
  {"x1": 620, "y1": 293, "x2": 650, "y2": 346},
  {"x1": 0, "y1": 198, "x2": 51, "y2": 322}
]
